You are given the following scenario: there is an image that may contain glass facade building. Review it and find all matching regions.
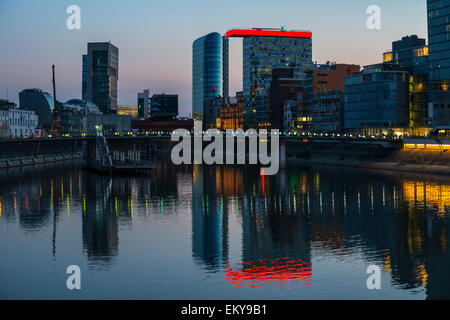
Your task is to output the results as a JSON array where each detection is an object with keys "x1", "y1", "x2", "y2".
[
  {"x1": 82, "y1": 54, "x2": 88, "y2": 101},
  {"x1": 138, "y1": 90, "x2": 150, "y2": 119},
  {"x1": 85, "y1": 42, "x2": 119, "y2": 115},
  {"x1": 18, "y1": 88, "x2": 55, "y2": 127},
  {"x1": 237, "y1": 30, "x2": 312, "y2": 128},
  {"x1": 427, "y1": 0, "x2": 450, "y2": 126},
  {"x1": 151, "y1": 94, "x2": 179, "y2": 120},
  {"x1": 192, "y1": 33, "x2": 229, "y2": 128},
  {"x1": 428, "y1": 0, "x2": 450, "y2": 81},
  {"x1": 344, "y1": 69, "x2": 410, "y2": 135},
  {"x1": 383, "y1": 35, "x2": 430, "y2": 133}
]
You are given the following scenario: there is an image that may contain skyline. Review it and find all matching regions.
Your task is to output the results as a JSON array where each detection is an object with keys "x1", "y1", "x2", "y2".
[{"x1": 0, "y1": 0, "x2": 427, "y2": 116}]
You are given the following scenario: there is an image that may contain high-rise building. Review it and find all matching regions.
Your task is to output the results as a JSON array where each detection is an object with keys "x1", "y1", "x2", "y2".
[
  {"x1": 137, "y1": 90, "x2": 150, "y2": 119},
  {"x1": 226, "y1": 28, "x2": 313, "y2": 129},
  {"x1": 84, "y1": 42, "x2": 119, "y2": 114},
  {"x1": 82, "y1": 54, "x2": 88, "y2": 100},
  {"x1": 192, "y1": 32, "x2": 229, "y2": 127},
  {"x1": 427, "y1": 0, "x2": 450, "y2": 126}
]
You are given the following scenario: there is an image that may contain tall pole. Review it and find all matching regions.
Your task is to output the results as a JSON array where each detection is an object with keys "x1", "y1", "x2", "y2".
[{"x1": 52, "y1": 65, "x2": 56, "y2": 107}]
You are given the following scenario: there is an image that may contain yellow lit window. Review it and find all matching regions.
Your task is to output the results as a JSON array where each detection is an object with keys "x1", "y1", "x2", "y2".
[{"x1": 383, "y1": 52, "x2": 393, "y2": 63}]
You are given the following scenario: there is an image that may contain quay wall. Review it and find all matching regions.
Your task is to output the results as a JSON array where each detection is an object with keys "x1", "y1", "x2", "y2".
[{"x1": 285, "y1": 140, "x2": 450, "y2": 176}]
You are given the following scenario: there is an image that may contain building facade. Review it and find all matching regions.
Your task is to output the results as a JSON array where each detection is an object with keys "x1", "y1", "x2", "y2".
[
  {"x1": 87, "y1": 114, "x2": 131, "y2": 135},
  {"x1": 0, "y1": 109, "x2": 8, "y2": 137},
  {"x1": 0, "y1": 100, "x2": 39, "y2": 138},
  {"x1": 226, "y1": 28, "x2": 312, "y2": 129},
  {"x1": 303, "y1": 63, "x2": 360, "y2": 132},
  {"x1": 137, "y1": 90, "x2": 150, "y2": 119},
  {"x1": 218, "y1": 92, "x2": 243, "y2": 130},
  {"x1": 117, "y1": 105, "x2": 139, "y2": 119},
  {"x1": 344, "y1": 67, "x2": 410, "y2": 136},
  {"x1": 427, "y1": 0, "x2": 450, "y2": 126},
  {"x1": 268, "y1": 67, "x2": 303, "y2": 131},
  {"x1": 150, "y1": 94, "x2": 178, "y2": 119},
  {"x1": 82, "y1": 54, "x2": 88, "y2": 100},
  {"x1": 310, "y1": 90, "x2": 344, "y2": 133},
  {"x1": 204, "y1": 96, "x2": 224, "y2": 129},
  {"x1": 84, "y1": 42, "x2": 119, "y2": 114},
  {"x1": 283, "y1": 100, "x2": 298, "y2": 132},
  {"x1": 192, "y1": 33, "x2": 229, "y2": 127},
  {"x1": 383, "y1": 35, "x2": 430, "y2": 134},
  {"x1": 58, "y1": 99, "x2": 102, "y2": 136},
  {"x1": 18, "y1": 88, "x2": 54, "y2": 128}
]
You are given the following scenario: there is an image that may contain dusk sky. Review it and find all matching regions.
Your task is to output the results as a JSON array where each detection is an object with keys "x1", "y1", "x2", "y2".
[{"x1": 0, "y1": 0, "x2": 427, "y2": 116}]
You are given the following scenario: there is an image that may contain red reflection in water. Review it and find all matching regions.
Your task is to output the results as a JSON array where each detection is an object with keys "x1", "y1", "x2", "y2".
[{"x1": 226, "y1": 257, "x2": 311, "y2": 289}]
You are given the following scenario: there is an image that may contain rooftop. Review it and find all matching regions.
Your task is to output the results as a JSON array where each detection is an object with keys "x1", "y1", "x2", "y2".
[{"x1": 226, "y1": 28, "x2": 312, "y2": 38}]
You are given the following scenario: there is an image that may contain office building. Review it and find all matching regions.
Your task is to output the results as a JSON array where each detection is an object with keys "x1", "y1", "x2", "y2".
[
  {"x1": 18, "y1": 88, "x2": 54, "y2": 127},
  {"x1": 344, "y1": 65, "x2": 409, "y2": 136},
  {"x1": 226, "y1": 28, "x2": 313, "y2": 128},
  {"x1": 384, "y1": 35, "x2": 428, "y2": 73},
  {"x1": 311, "y1": 90, "x2": 344, "y2": 133},
  {"x1": 117, "y1": 105, "x2": 139, "y2": 119},
  {"x1": 58, "y1": 99, "x2": 102, "y2": 136},
  {"x1": 84, "y1": 42, "x2": 119, "y2": 114},
  {"x1": 138, "y1": 90, "x2": 150, "y2": 119},
  {"x1": 82, "y1": 54, "x2": 88, "y2": 100},
  {"x1": 204, "y1": 96, "x2": 224, "y2": 129},
  {"x1": 427, "y1": 0, "x2": 450, "y2": 126},
  {"x1": 303, "y1": 63, "x2": 360, "y2": 132},
  {"x1": 150, "y1": 94, "x2": 178, "y2": 120},
  {"x1": 383, "y1": 35, "x2": 430, "y2": 134},
  {"x1": 87, "y1": 114, "x2": 131, "y2": 135},
  {"x1": 268, "y1": 67, "x2": 303, "y2": 131},
  {"x1": 193, "y1": 33, "x2": 229, "y2": 126}
]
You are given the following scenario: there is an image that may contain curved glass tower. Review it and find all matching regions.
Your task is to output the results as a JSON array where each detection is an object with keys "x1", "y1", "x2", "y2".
[
  {"x1": 19, "y1": 88, "x2": 55, "y2": 127},
  {"x1": 192, "y1": 32, "x2": 228, "y2": 127}
]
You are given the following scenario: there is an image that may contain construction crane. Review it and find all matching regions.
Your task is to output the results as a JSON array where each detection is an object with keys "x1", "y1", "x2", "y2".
[
  {"x1": 52, "y1": 65, "x2": 57, "y2": 107},
  {"x1": 51, "y1": 65, "x2": 61, "y2": 136}
]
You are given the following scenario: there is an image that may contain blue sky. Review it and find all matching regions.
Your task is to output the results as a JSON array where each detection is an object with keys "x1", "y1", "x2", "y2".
[{"x1": 0, "y1": 0, "x2": 427, "y2": 116}]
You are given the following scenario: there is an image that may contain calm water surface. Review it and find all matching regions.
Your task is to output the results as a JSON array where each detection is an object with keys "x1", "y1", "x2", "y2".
[{"x1": 0, "y1": 162, "x2": 449, "y2": 299}]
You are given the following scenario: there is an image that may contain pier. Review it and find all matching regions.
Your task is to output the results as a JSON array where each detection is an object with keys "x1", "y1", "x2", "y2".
[{"x1": 84, "y1": 135, "x2": 157, "y2": 173}]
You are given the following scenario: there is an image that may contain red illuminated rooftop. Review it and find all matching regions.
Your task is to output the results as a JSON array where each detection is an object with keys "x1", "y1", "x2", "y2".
[{"x1": 226, "y1": 28, "x2": 312, "y2": 39}]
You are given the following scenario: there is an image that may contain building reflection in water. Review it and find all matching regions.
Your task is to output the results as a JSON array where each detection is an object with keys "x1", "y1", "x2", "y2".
[
  {"x1": 191, "y1": 165, "x2": 234, "y2": 271},
  {"x1": 0, "y1": 162, "x2": 449, "y2": 298},
  {"x1": 189, "y1": 165, "x2": 450, "y2": 298}
]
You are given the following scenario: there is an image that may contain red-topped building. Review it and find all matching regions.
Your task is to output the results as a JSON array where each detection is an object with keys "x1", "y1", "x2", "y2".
[{"x1": 226, "y1": 28, "x2": 313, "y2": 129}]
